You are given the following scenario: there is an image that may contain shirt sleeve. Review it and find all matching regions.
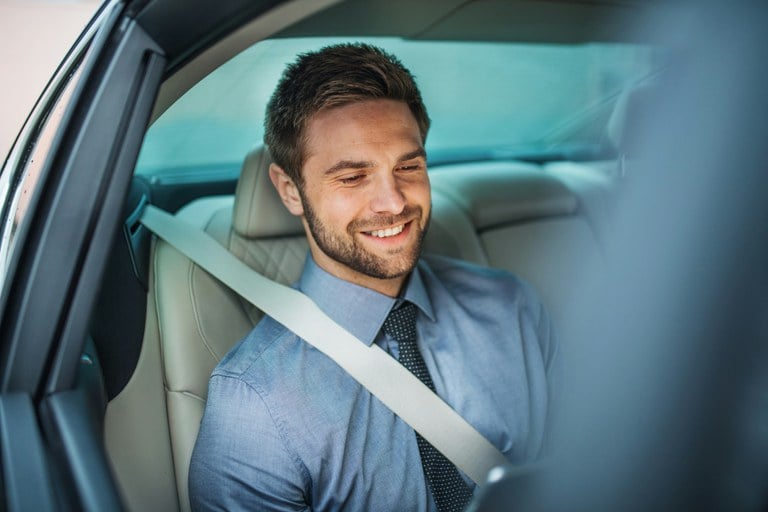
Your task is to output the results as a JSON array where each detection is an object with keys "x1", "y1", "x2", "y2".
[
  {"x1": 189, "y1": 374, "x2": 310, "y2": 512},
  {"x1": 511, "y1": 276, "x2": 561, "y2": 460}
]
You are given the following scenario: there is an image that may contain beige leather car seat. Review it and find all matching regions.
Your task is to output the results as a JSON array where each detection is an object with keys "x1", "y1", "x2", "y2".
[{"x1": 430, "y1": 162, "x2": 603, "y2": 331}]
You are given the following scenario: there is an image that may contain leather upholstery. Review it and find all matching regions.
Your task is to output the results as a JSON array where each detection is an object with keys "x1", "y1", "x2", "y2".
[
  {"x1": 232, "y1": 146, "x2": 304, "y2": 238},
  {"x1": 430, "y1": 161, "x2": 579, "y2": 229}
]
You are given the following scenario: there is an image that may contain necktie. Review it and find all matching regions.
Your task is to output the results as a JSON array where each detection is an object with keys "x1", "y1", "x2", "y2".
[{"x1": 382, "y1": 302, "x2": 474, "y2": 512}]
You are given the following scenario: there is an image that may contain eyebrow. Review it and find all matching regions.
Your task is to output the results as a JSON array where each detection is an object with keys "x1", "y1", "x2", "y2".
[
  {"x1": 324, "y1": 159, "x2": 374, "y2": 176},
  {"x1": 323, "y1": 148, "x2": 427, "y2": 176},
  {"x1": 398, "y1": 148, "x2": 427, "y2": 163}
]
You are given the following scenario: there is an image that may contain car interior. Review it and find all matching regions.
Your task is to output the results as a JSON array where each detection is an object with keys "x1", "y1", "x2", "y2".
[
  {"x1": 83, "y1": 2, "x2": 654, "y2": 510},
  {"x1": 6, "y1": 0, "x2": 766, "y2": 511}
]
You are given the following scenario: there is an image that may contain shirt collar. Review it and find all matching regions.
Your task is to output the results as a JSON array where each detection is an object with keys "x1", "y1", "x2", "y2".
[
  {"x1": 399, "y1": 260, "x2": 435, "y2": 322},
  {"x1": 297, "y1": 254, "x2": 435, "y2": 346}
]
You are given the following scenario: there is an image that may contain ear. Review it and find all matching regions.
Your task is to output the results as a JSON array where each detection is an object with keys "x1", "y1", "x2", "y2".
[{"x1": 268, "y1": 163, "x2": 304, "y2": 216}]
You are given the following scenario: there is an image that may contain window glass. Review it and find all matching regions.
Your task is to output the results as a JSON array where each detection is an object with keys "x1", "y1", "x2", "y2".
[
  {"x1": 136, "y1": 37, "x2": 656, "y2": 175},
  {"x1": 0, "y1": 43, "x2": 91, "y2": 291}
]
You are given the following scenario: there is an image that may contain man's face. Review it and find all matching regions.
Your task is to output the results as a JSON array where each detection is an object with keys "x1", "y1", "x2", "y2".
[{"x1": 292, "y1": 99, "x2": 431, "y2": 295}]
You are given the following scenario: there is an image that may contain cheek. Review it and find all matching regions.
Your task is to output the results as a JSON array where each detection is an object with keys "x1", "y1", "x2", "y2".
[
  {"x1": 309, "y1": 189, "x2": 366, "y2": 227},
  {"x1": 407, "y1": 180, "x2": 432, "y2": 211}
]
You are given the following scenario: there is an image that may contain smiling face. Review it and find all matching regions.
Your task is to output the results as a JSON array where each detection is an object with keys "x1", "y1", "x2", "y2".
[{"x1": 269, "y1": 98, "x2": 431, "y2": 296}]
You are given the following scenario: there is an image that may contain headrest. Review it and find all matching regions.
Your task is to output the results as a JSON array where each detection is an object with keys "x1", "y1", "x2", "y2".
[
  {"x1": 232, "y1": 146, "x2": 305, "y2": 238},
  {"x1": 430, "y1": 161, "x2": 578, "y2": 230}
]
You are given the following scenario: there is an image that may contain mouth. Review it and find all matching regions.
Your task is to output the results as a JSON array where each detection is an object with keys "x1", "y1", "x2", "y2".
[{"x1": 362, "y1": 220, "x2": 412, "y2": 239}]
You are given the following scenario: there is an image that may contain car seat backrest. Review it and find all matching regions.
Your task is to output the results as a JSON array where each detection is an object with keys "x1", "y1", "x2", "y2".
[
  {"x1": 227, "y1": 147, "x2": 309, "y2": 323},
  {"x1": 429, "y1": 161, "x2": 603, "y2": 330}
]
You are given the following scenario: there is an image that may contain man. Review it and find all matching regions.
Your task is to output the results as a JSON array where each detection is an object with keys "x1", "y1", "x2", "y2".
[{"x1": 189, "y1": 43, "x2": 557, "y2": 511}]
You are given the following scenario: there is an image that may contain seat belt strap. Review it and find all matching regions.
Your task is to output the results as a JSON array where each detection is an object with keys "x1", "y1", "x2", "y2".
[{"x1": 140, "y1": 205, "x2": 508, "y2": 485}]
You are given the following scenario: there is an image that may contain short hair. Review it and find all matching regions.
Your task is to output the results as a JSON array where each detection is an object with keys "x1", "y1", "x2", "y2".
[{"x1": 264, "y1": 43, "x2": 430, "y2": 185}]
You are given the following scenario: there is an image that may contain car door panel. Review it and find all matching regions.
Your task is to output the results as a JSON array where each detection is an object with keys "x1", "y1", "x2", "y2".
[{"x1": 0, "y1": 394, "x2": 56, "y2": 510}]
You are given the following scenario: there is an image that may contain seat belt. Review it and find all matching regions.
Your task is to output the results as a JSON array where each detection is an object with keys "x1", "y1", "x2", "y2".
[{"x1": 140, "y1": 204, "x2": 508, "y2": 485}]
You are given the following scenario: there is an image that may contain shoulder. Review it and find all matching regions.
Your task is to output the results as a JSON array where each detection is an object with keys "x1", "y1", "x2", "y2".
[
  {"x1": 192, "y1": 317, "x2": 311, "y2": 503},
  {"x1": 422, "y1": 252, "x2": 519, "y2": 283},
  {"x1": 419, "y1": 254, "x2": 555, "y2": 363},
  {"x1": 212, "y1": 315, "x2": 297, "y2": 385},
  {"x1": 420, "y1": 254, "x2": 544, "y2": 317}
]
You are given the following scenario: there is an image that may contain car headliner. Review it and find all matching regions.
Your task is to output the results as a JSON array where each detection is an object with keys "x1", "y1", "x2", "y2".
[{"x1": 128, "y1": 0, "x2": 664, "y2": 122}]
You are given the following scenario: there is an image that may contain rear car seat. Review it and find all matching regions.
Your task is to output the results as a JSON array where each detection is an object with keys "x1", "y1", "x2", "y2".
[
  {"x1": 430, "y1": 161, "x2": 604, "y2": 330},
  {"x1": 105, "y1": 146, "x2": 603, "y2": 511}
]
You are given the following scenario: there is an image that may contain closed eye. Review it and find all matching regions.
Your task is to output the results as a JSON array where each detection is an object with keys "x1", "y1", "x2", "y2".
[
  {"x1": 397, "y1": 161, "x2": 425, "y2": 172},
  {"x1": 339, "y1": 174, "x2": 365, "y2": 185}
]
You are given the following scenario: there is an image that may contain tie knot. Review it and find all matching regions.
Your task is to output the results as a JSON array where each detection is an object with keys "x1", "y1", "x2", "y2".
[{"x1": 382, "y1": 301, "x2": 418, "y2": 342}]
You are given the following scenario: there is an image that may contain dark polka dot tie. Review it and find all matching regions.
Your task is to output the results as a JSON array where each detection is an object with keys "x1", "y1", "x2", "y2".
[{"x1": 383, "y1": 302, "x2": 474, "y2": 512}]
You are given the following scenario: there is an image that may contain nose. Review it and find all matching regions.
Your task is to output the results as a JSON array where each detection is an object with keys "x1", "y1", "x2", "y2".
[{"x1": 370, "y1": 172, "x2": 406, "y2": 215}]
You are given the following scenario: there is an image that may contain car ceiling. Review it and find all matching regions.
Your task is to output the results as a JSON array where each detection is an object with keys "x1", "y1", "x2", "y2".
[
  {"x1": 132, "y1": 0, "x2": 659, "y2": 71},
  {"x1": 129, "y1": 0, "x2": 662, "y2": 121},
  {"x1": 276, "y1": 0, "x2": 655, "y2": 44}
]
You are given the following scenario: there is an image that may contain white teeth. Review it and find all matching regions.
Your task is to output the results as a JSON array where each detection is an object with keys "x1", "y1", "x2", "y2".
[{"x1": 368, "y1": 224, "x2": 404, "y2": 238}]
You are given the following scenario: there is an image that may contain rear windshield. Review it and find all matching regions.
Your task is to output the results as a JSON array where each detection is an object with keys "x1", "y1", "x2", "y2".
[{"x1": 136, "y1": 37, "x2": 656, "y2": 175}]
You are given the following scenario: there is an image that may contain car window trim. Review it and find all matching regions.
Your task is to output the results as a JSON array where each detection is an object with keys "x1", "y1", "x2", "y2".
[
  {"x1": 0, "y1": 3, "x2": 121, "y2": 304},
  {"x1": 0, "y1": 9, "x2": 164, "y2": 397}
]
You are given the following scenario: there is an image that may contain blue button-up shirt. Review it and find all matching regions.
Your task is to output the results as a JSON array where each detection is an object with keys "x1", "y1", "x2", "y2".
[{"x1": 189, "y1": 254, "x2": 557, "y2": 511}]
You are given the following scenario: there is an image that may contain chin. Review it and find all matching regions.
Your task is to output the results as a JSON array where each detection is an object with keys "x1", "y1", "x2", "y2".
[{"x1": 361, "y1": 251, "x2": 422, "y2": 281}]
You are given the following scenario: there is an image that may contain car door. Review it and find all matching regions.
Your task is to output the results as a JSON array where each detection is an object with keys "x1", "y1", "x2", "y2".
[{"x1": 0, "y1": 1, "x2": 165, "y2": 509}]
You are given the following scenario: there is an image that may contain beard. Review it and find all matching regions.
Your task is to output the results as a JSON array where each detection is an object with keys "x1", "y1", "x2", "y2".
[{"x1": 301, "y1": 199, "x2": 429, "y2": 280}]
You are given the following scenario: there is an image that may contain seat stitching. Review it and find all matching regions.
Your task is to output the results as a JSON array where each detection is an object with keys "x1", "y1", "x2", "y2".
[
  {"x1": 152, "y1": 240, "x2": 170, "y2": 387},
  {"x1": 189, "y1": 263, "x2": 223, "y2": 363},
  {"x1": 166, "y1": 389, "x2": 207, "y2": 404}
]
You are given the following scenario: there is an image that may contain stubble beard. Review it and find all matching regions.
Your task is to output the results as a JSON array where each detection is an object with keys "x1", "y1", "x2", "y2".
[{"x1": 302, "y1": 199, "x2": 429, "y2": 280}]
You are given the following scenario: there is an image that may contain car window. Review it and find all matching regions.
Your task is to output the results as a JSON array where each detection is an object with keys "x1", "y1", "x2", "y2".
[
  {"x1": 0, "y1": 37, "x2": 93, "y2": 294},
  {"x1": 135, "y1": 37, "x2": 657, "y2": 177}
]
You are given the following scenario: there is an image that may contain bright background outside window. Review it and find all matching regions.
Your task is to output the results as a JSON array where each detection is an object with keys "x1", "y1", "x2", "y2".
[{"x1": 136, "y1": 37, "x2": 655, "y2": 175}]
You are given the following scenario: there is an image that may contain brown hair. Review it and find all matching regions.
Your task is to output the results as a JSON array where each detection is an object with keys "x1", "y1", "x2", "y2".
[{"x1": 264, "y1": 43, "x2": 430, "y2": 185}]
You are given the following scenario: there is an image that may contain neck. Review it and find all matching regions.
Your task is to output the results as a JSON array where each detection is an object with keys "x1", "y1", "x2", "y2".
[{"x1": 310, "y1": 249, "x2": 407, "y2": 297}]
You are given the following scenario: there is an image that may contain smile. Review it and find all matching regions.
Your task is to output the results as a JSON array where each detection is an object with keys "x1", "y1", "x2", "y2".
[{"x1": 365, "y1": 223, "x2": 406, "y2": 238}]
